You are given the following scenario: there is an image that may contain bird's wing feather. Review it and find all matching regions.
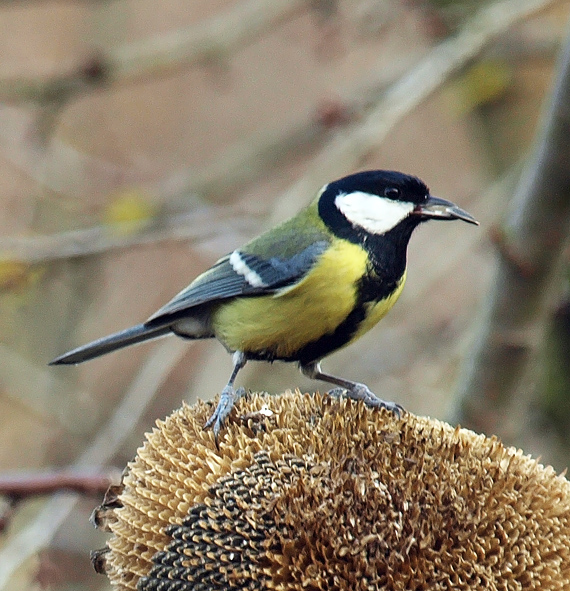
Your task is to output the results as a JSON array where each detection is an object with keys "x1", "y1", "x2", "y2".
[{"x1": 146, "y1": 240, "x2": 329, "y2": 323}]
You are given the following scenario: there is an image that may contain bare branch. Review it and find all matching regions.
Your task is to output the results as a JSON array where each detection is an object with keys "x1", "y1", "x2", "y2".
[
  {"x1": 451, "y1": 21, "x2": 570, "y2": 437},
  {"x1": 0, "y1": 471, "x2": 115, "y2": 500},
  {"x1": 0, "y1": 51, "x2": 416, "y2": 203},
  {"x1": 0, "y1": 57, "x2": 413, "y2": 263},
  {"x1": 0, "y1": 27, "x2": 553, "y2": 202},
  {"x1": 0, "y1": 0, "x2": 307, "y2": 104},
  {"x1": 270, "y1": 0, "x2": 559, "y2": 223},
  {"x1": 0, "y1": 337, "x2": 188, "y2": 588},
  {"x1": 0, "y1": 205, "x2": 259, "y2": 264}
]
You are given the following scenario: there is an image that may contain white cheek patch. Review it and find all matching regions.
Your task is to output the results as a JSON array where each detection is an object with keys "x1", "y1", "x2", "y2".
[
  {"x1": 335, "y1": 191, "x2": 414, "y2": 234},
  {"x1": 229, "y1": 250, "x2": 266, "y2": 287}
]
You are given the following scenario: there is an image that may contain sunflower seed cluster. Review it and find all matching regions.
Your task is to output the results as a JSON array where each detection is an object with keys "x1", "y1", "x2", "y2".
[{"x1": 92, "y1": 391, "x2": 570, "y2": 590}]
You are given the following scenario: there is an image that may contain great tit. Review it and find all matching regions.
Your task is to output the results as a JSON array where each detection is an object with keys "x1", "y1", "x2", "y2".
[{"x1": 50, "y1": 170, "x2": 478, "y2": 436}]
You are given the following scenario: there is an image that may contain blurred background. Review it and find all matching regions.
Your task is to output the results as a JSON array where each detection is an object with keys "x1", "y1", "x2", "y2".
[{"x1": 1, "y1": 0, "x2": 570, "y2": 588}]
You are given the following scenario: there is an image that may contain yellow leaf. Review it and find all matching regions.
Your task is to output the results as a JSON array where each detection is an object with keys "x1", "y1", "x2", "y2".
[
  {"x1": 0, "y1": 259, "x2": 43, "y2": 292},
  {"x1": 444, "y1": 59, "x2": 512, "y2": 117},
  {"x1": 103, "y1": 189, "x2": 156, "y2": 235}
]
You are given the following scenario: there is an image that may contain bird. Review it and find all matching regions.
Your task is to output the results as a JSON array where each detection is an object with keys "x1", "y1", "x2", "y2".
[{"x1": 50, "y1": 170, "x2": 478, "y2": 437}]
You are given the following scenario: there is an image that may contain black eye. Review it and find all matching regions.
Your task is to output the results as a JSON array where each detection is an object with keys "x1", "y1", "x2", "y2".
[{"x1": 384, "y1": 187, "x2": 400, "y2": 199}]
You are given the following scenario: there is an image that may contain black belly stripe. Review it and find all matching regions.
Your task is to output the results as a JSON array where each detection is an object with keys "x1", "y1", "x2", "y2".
[
  {"x1": 243, "y1": 225, "x2": 412, "y2": 366},
  {"x1": 243, "y1": 268, "x2": 402, "y2": 365},
  {"x1": 294, "y1": 303, "x2": 367, "y2": 365},
  {"x1": 267, "y1": 201, "x2": 418, "y2": 365},
  {"x1": 292, "y1": 271, "x2": 402, "y2": 365},
  {"x1": 241, "y1": 303, "x2": 367, "y2": 365}
]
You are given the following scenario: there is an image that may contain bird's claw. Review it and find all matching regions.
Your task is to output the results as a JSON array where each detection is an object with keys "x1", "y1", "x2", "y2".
[
  {"x1": 327, "y1": 387, "x2": 346, "y2": 399},
  {"x1": 204, "y1": 386, "x2": 246, "y2": 439},
  {"x1": 327, "y1": 384, "x2": 403, "y2": 418}
]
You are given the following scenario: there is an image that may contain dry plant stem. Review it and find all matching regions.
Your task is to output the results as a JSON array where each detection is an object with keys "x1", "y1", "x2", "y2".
[{"x1": 452, "y1": 21, "x2": 570, "y2": 435}]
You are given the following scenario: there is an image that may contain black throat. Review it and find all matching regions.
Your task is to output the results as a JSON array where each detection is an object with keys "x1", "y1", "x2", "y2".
[
  {"x1": 287, "y1": 193, "x2": 423, "y2": 365},
  {"x1": 318, "y1": 190, "x2": 424, "y2": 290}
]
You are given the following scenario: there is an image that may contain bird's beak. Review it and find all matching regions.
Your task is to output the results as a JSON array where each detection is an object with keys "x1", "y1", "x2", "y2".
[{"x1": 412, "y1": 196, "x2": 479, "y2": 225}]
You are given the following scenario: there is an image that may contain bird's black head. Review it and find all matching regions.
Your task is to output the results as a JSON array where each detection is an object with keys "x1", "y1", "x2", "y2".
[
  {"x1": 318, "y1": 170, "x2": 477, "y2": 245},
  {"x1": 331, "y1": 170, "x2": 430, "y2": 207}
]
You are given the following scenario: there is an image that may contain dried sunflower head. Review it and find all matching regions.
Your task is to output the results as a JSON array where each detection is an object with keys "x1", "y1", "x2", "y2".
[{"x1": 93, "y1": 391, "x2": 570, "y2": 590}]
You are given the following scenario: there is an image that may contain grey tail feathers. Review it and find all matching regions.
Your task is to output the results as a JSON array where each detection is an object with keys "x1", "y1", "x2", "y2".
[{"x1": 49, "y1": 324, "x2": 171, "y2": 365}]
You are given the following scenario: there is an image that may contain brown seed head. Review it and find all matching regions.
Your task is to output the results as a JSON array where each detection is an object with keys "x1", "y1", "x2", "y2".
[{"x1": 92, "y1": 391, "x2": 570, "y2": 590}]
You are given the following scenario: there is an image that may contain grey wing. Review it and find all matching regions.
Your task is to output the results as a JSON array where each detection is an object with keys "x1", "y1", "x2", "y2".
[{"x1": 146, "y1": 241, "x2": 328, "y2": 323}]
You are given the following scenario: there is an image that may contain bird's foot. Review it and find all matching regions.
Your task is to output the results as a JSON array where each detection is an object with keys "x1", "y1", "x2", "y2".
[
  {"x1": 328, "y1": 384, "x2": 403, "y2": 417},
  {"x1": 204, "y1": 386, "x2": 247, "y2": 440},
  {"x1": 327, "y1": 387, "x2": 346, "y2": 399}
]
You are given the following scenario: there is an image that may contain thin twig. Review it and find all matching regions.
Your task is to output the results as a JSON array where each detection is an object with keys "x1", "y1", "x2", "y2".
[
  {"x1": 0, "y1": 28, "x2": 554, "y2": 202},
  {"x1": 0, "y1": 56, "x2": 414, "y2": 263},
  {"x1": 0, "y1": 51, "x2": 416, "y2": 204},
  {"x1": 160, "y1": 52, "x2": 421, "y2": 203},
  {"x1": 0, "y1": 471, "x2": 115, "y2": 500},
  {"x1": 0, "y1": 0, "x2": 307, "y2": 103},
  {"x1": 0, "y1": 206, "x2": 258, "y2": 264}
]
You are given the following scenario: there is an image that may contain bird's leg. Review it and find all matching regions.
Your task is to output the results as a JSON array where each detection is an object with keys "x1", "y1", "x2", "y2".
[
  {"x1": 204, "y1": 351, "x2": 247, "y2": 438},
  {"x1": 300, "y1": 361, "x2": 403, "y2": 417}
]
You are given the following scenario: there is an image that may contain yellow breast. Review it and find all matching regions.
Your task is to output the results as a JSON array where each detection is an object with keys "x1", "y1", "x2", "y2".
[
  {"x1": 352, "y1": 268, "x2": 406, "y2": 341},
  {"x1": 212, "y1": 240, "x2": 406, "y2": 359}
]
